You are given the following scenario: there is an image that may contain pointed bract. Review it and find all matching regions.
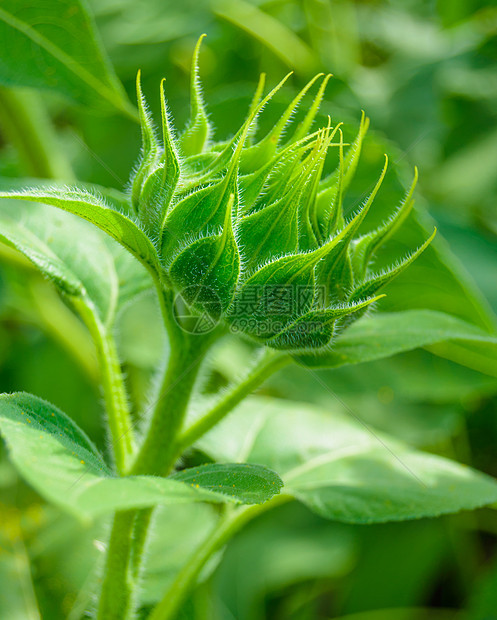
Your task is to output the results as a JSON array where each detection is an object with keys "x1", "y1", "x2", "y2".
[
  {"x1": 131, "y1": 71, "x2": 159, "y2": 212},
  {"x1": 180, "y1": 34, "x2": 211, "y2": 156}
]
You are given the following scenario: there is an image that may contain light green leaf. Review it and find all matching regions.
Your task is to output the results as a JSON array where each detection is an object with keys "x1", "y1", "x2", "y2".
[
  {"x1": 171, "y1": 463, "x2": 283, "y2": 505},
  {"x1": 195, "y1": 396, "x2": 497, "y2": 523},
  {"x1": 0, "y1": 202, "x2": 118, "y2": 326},
  {"x1": 140, "y1": 503, "x2": 219, "y2": 605},
  {"x1": 0, "y1": 393, "x2": 281, "y2": 521},
  {"x1": 284, "y1": 446, "x2": 497, "y2": 523},
  {"x1": 213, "y1": 0, "x2": 316, "y2": 75},
  {"x1": 0, "y1": 187, "x2": 161, "y2": 278},
  {"x1": 0, "y1": 0, "x2": 135, "y2": 115},
  {"x1": 297, "y1": 309, "x2": 497, "y2": 376}
]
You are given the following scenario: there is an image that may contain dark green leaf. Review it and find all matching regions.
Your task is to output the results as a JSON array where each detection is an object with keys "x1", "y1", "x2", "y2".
[
  {"x1": 0, "y1": 393, "x2": 266, "y2": 521},
  {"x1": 170, "y1": 463, "x2": 283, "y2": 504}
]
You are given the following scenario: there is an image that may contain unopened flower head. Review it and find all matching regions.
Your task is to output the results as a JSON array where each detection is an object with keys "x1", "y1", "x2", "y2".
[{"x1": 131, "y1": 36, "x2": 435, "y2": 352}]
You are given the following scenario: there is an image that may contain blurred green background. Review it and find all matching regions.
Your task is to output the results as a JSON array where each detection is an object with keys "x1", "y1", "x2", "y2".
[{"x1": 1, "y1": 0, "x2": 497, "y2": 618}]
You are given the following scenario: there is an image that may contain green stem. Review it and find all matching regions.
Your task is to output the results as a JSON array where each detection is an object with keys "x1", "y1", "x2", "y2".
[
  {"x1": 96, "y1": 327, "x2": 136, "y2": 473},
  {"x1": 130, "y1": 278, "x2": 219, "y2": 476},
  {"x1": 96, "y1": 511, "x2": 137, "y2": 620},
  {"x1": 129, "y1": 328, "x2": 214, "y2": 476},
  {"x1": 73, "y1": 299, "x2": 135, "y2": 474},
  {"x1": 149, "y1": 494, "x2": 292, "y2": 620},
  {"x1": 97, "y1": 284, "x2": 217, "y2": 619},
  {"x1": 125, "y1": 348, "x2": 290, "y2": 615},
  {"x1": 177, "y1": 349, "x2": 291, "y2": 452},
  {"x1": 0, "y1": 87, "x2": 73, "y2": 180}
]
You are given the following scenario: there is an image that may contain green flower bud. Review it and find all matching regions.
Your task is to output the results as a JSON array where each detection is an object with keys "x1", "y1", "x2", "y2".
[{"x1": 130, "y1": 37, "x2": 435, "y2": 352}]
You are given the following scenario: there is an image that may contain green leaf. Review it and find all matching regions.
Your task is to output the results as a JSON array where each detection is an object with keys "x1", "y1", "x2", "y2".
[
  {"x1": 286, "y1": 447, "x2": 497, "y2": 523},
  {"x1": 237, "y1": 193, "x2": 299, "y2": 269},
  {"x1": 171, "y1": 463, "x2": 283, "y2": 504},
  {"x1": 162, "y1": 72, "x2": 292, "y2": 259},
  {"x1": 296, "y1": 309, "x2": 497, "y2": 376},
  {"x1": 227, "y1": 252, "x2": 318, "y2": 340},
  {"x1": 316, "y1": 112, "x2": 370, "y2": 234},
  {"x1": 161, "y1": 176, "x2": 236, "y2": 259},
  {"x1": 292, "y1": 73, "x2": 332, "y2": 142},
  {"x1": 0, "y1": 393, "x2": 281, "y2": 521},
  {"x1": 0, "y1": 186, "x2": 162, "y2": 278},
  {"x1": 0, "y1": 0, "x2": 135, "y2": 115},
  {"x1": 0, "y1": 202, "x2": 118, "y2": 326},
  {"x1": 237, "y1": 139, "x2": 329, "y2": 267},
  {"x1": 241, "y1": 73, "x2": 324, "y2": 169},
  {"x1": 196, "y1": 396, "x2": 497, "y2": 523}
]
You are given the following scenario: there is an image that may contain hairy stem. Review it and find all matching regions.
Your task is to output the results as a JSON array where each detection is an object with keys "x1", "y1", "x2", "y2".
[
  {"x1": 74, "y1": 300, "x2": 135, "y2": 474},
  {"x1": 0, "y1": 87, "x2": 73, "y2": 180},
  {"x1": 97, "y1": 284, "x2": 217, "y2": 619},
  {"x1": 149, "y1": 494, "x2": 292, "y2": 620},
  {"x1": 130, "y1": 276, "x2": 223, "y2": 476},
  {"x1": 129, "y1": 328, "x2": 214, "y2": 476},
  {"x1": 96, "y1": 511, "x2": 136, "y2": 620}
]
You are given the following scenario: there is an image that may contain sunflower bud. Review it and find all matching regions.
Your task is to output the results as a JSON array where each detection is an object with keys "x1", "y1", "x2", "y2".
[{"x1": 131, "y1": 37, "x2": 435, "y2": 352}]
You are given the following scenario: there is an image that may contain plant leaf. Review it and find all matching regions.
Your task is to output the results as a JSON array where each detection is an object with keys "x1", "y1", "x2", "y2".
[
  {"x1": 316, "y1": 156, "x2": 388, "y2": 303},
  {"x1": 0, "y1": 0, "x2": 135, "y2": 115},
  {"x1": 296, "y1": 309, "x2": 497, "y2": 376},
  {"x1": 170, "y1": 463, "x2": 283, "y2": 504},
  {"x1": 195, "y1": 396, "x2": 497, "y2": 523},
  {"x1": 0, "y1": 187, "x2": 162, "y2": 278},
  {"x1": 0, "y1": 202, "x2": 119, "y2": 326},
  {"x1": 285, "y1": 446, "x2": 497, "y2": 523},
  {"x1": 0, "y1": 393, "x2": 281, "y2": 521},
  {"x1": 130, "y1": 70, "x2": 159, "y2": 211}
]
